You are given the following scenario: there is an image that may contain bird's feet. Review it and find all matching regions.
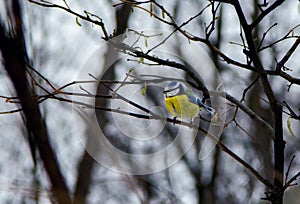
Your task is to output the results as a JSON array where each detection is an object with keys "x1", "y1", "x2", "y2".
[{"x1": 172, "y1": 116, "x2": 177, "y2": 125}]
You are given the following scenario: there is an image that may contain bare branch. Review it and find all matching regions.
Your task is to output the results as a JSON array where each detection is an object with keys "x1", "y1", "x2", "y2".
[
  {"x1": 28, "y1": 0, "x2": 109, "y2": 40},
  {"x1": 208, "y1": 129, "x2": 275, "y2": 190},
  {"x1": 257, "y1": 23, "x2": 278, "y2": 51},
  {"x1": 285, "y1": 155, "x2": 296, "y2": 184},
  {"x1": 250, "y1": 0, "x2": 287, "y2": 29},
  {"x1": 241, "y1": 76, "x2": 259, "y2": 102},
  {"x1": 231, "y1": 0, "x2": 278, "y2": 109},
  {"x1": 283, "y1": 171, "x2": 300, "y2": 190},
  {"x1": 267, "y1": 70, "x2": 300, "y2": 86},
  {"x1": 224, "y1": 93, "x2": 274, "y2": 139},
  {"x1": 276, "y1": 36, "x2": 300, "y2": 71},
  {"x1": 258, "y1": 23, "x2": 300, "y2": 52}
]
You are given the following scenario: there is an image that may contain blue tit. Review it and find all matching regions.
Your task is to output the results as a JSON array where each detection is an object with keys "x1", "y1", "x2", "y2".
[{"x1": 163, "y1": 81, "x2": 215, "y2": 119}]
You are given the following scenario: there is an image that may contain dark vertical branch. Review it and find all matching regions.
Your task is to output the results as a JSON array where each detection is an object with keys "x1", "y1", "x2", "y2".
[
  {"x1": 273, "y1": 105, "x2": 285, "y2": 204},
  {"x1": 0, "y1": 1, "x2": 71, "y2": 203},
  {"x1": 235, "y1": 2, "x2": 286, "y2": 203},
  {"x1": 231, "y1": 0, "x2": 277, "y2": 109},
  {"x1": 249, "y1": 0, "x2": 273, "y2": 184}
]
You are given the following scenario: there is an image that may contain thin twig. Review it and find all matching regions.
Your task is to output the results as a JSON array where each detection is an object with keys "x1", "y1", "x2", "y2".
[
  {"x1": 257, "y1": 23, "x2": 278, "y2": 51},
  {"x1": 283, "y1": 171, "x2": 300, "y2": 190},
  {"x1": 285, "y1": 155, "x2": 296, "y2": 184},
  {"x1": 250, "y1": 0, "x2": 286, "y2": 29},
  {"x1": 224, "y1": 92, "x2": 274, "y2": 139},
  {"x1": 258, "y1": 24, "x2": 300, "y2": 52},
  {"x1": 276, "y1": 36, "x2": 300, "y2": 71},
  {"x1": 28, "y1": 0, "x2": 109, "y2": 40},
  {"x1": 241, "y1": 76, "x2": 259, "y2": 102}
]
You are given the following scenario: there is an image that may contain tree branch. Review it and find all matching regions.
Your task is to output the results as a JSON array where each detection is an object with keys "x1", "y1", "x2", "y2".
[
  {"x1": 250, "y1": 0, "x2": 287, "y2": 29},
  {"x1": 28, "y1": 0, "x2": 109, "y2": 40},
  {"x1": 276, "y1": 36, "x2": 300, "y2": 71},
  {"x1": 231, "y1": 0, "x2": 278, "y2": 110},
  {"x1": 224, "y1": 93, "x2": 274, "y2": 139}
]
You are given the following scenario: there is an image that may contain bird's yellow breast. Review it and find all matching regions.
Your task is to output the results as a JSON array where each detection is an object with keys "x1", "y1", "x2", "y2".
[{"x1": 165, "y1": 95, "x2": 200, "y2": 118}]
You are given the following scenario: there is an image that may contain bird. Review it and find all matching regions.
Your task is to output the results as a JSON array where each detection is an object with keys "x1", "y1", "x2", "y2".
[{"x1": 163, "y1": 81, "x2": 215, "y2": 120}]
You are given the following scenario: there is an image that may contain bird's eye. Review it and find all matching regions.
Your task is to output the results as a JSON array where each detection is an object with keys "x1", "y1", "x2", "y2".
[
  {"x1": 164, "y1": 82, "x2": 182, "y2": 97},
  {"x1": 166, "y1": 88, "x2": 179, "y2": 97}
]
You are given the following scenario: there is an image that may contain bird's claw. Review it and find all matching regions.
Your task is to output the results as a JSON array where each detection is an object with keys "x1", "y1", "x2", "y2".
[{"x1": 172, "y1": 116, "x2": 177, "y2": 125}]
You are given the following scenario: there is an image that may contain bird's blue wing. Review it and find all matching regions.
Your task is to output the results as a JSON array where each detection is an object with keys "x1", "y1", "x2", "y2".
[
  {"x1": 187, "y1": 94, "x2": 198, "y2": 105},
  {"x1": 187, "y1": 95, "x2": 215, "y2": 115},
  {"x1": 187, "y1": 94, "x2": 204, "y2": 107}
]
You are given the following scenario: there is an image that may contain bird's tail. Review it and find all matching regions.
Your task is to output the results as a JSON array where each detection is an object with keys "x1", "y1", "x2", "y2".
[
  {"x1": 203, "y1": 104, "x2": 215, "y2": 115},
  {"x1": 196, "y1": 98, "x2": 216, "y2": 115}
]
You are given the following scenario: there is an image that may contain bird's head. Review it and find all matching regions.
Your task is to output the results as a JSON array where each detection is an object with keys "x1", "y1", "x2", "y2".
[{"x1": 163, "y1": 81, "x2": 185, "y2": 98}]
